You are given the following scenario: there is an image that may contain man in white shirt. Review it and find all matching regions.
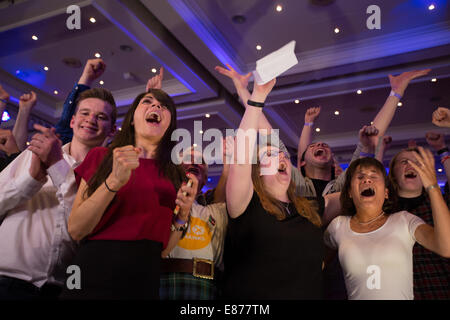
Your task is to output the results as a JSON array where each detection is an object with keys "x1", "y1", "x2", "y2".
[{"x1": 0, "y1": 86, "x2": 116, "y2": 300}]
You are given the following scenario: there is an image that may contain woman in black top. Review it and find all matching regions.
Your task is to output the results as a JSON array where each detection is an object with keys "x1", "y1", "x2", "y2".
[{"x1": 223, "y1": 75, "x2": 339, "y2": 300}]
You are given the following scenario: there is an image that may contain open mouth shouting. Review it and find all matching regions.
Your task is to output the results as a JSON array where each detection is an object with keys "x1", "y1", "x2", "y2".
[
  {"x1": 278, "y1": 162, "x2": 288, "y2": 175},
  {"x1": 360, "y1": 186, "x2": 375, "y2": 197},
  {"x1": 404, "y1": 169, "x2": 418, "y2": 180},
  {"x1": 145, "y1": 111, "x2": 161, "y2": 125}
]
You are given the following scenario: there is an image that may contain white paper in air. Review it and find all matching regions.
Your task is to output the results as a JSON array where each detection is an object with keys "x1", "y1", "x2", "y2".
[{"x1": 253, "y1": 40, "x2": 298, "y2": 85}]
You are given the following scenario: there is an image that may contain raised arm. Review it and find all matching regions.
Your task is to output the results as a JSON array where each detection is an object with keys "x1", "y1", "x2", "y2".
[
  {"x1": 297, "y1": 107, "x2": 321, "y2": 167},
  {"x1": 212, "y1": 136, "x2": 234, "y2": 203},
  {"x1": 375, "y1": 136, "x2": 392, "y2": 163},
  {"x1": 432, "y1": 107, "x2": 450, "y2": 128},
  {"x1": 372, "y1": 69, "x2": 430, "y2": 140},
  {"x1": 146, "y1": 67, "x2": 164, "y2": 91},
  {"x1": 13, "y1": 91, "x2": 37, "y2": 151},
  {"x1": 410, "y1": 147, "x2": 450, "y2": 258},
  {"x1": 226, "y1": 78, "x2": 276, "y2": 218},
  {"x1": 55, "y1": 59, "x2": 105, "y2": 144},
  {"x1": 215, "y1": 64, "x2": 274, "y2": 132}
]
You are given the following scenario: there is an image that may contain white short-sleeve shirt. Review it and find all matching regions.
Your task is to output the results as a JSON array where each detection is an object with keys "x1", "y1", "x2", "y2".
[{"x1": 324, "y1": 211, "x2": 425, "y2": 300}]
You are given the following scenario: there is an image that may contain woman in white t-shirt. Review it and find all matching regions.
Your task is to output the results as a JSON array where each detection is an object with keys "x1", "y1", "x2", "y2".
[{"x1": 324, "y1": 147, "x2": 450, "y2": 300}]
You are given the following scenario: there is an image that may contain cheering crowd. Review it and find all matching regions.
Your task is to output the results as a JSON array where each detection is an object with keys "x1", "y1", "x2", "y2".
[{"x1": 0, "y1": 58, "x2": 448, "y2": 300}]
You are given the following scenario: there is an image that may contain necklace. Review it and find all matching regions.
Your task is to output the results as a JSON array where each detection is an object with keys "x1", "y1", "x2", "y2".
[{"x1": 354, "y1": 211, "x2": 385, "y2": 225}]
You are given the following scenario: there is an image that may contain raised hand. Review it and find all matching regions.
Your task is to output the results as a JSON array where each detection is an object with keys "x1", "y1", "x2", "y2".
[
  {"x1": 388, "y1": 69, "x2": 431, "y2": 97},
  {"x1": 251, "y1": 78, "x2": 276, "y2": 103},
  {"x1": 78, "y1": 59, "x2": 106, "y2": 86},
  {"x1": 107, "y1": 145, "x2": 141, "y2": 190},
  {"x1": 215, "y1": 64, "x2": 252, "y2": 92},
  {"x1": 305, "y1": 106, "x2": 321, "y2": 123},
  {"x1": 432, "y1": 107, "x2": 450, "y2": 128},
  {"x1": 146, "y1": 67, "x2": 164, "y2": 91},
  {"x1": 0, "y1": 85, "x2": 10, "y2": 102},
  {"x1": 0, "y1": 129, "x2": 20, "y2": 155},
  {"x1": 19, "y1": 91, "x2": 37, "y2": 110},
  {"x1": 425, "y1": 132, "x2": 446, "y2": 152},
  {"x1": 359, "y1": 125, "x2": 379, "y2": 154},
  {"x1": 175, "y1": 173, "x2": 199, "y2": 220},
  {"x1": 407, "y1": 147, "x2": 437, "y2": 190},
  {"x1": 28, "y1": 124, "x2": 63, "y2": 168}
]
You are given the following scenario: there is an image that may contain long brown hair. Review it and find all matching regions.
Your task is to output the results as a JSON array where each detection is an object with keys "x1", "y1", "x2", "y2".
[
  {"x1": 251, "y1": 149, "x2": 322, "y2": 227},
  {"x1": 85, "y1": 89, "x2": 185, "y2": 197},
  {"x1": 340, "y1": 157, "x2": 396, "y2": 216}
]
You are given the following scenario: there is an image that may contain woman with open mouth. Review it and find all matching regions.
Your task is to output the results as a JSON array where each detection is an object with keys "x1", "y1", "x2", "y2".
[
  {"x1": 223, "y1": 75, "x2": 341, "y2": 300},
  {"x1": 324, "y1": 150, "x2": 450, "y2": 299},
  {"x1": 61, "y1": 87, "x2": 197, "y2": 300},
  {"x1": 388, "y1": 146, "x2": 450, "y2": 299}
]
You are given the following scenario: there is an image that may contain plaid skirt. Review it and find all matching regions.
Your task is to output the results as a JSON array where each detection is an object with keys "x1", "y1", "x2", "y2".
[{"x1": 160, "y1": 272, "x2": 217, "y2": 300}]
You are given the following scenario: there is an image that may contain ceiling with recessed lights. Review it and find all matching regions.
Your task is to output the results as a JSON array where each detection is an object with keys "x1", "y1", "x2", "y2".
[{"x1": 0, "y1": 0, "x2": 449, "y2": 187}]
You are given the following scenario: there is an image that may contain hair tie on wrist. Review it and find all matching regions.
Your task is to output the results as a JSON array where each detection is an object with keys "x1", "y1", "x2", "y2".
[
  {"x1": 247, "y1": 99, "x2": 265, "y2": 108},
  {"x1": 104, "y1": 180, "x2": 119, "y2": 193},
  {"x1": 389, "y1": 90, "x2": 402, "y2": 100},
  {"x1": 304, "y1": 122, "x2": 314, "y2": 126}
]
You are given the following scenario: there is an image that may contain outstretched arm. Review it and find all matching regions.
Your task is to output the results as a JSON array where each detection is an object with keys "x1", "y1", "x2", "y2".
[
  {"x1": 226, "y1": 78, "x2": 276, "y2": 218},
  {"x1": 372, "y1": 69, "x2": 431, "y2": 141},
  {"x1": 215, "y1": 64, "x2": 274, "y2": 132},
  {"x1": 298, "y1": 107, "x2": 321, "y2": 168}
]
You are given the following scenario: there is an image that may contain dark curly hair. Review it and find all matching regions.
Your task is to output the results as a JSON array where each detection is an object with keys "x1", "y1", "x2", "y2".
[{"x1": 340, "y1": 157, "x2": 396, "y2": 216}]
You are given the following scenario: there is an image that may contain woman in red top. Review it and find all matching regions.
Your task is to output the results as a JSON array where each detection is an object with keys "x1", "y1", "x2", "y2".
[{"x1": 61, "y1": 89, "x2": 198, "y2": 300}]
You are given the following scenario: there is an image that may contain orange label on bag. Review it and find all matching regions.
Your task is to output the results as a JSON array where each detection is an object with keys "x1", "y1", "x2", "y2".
[{"x1": 178, "y1": 217, "x2": 212, "y2": 250}]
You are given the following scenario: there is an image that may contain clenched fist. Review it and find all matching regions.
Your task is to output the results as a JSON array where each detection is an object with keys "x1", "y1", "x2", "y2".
[{"x1": 106, "y1": 145, "x2": 141, "y2": 191}]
